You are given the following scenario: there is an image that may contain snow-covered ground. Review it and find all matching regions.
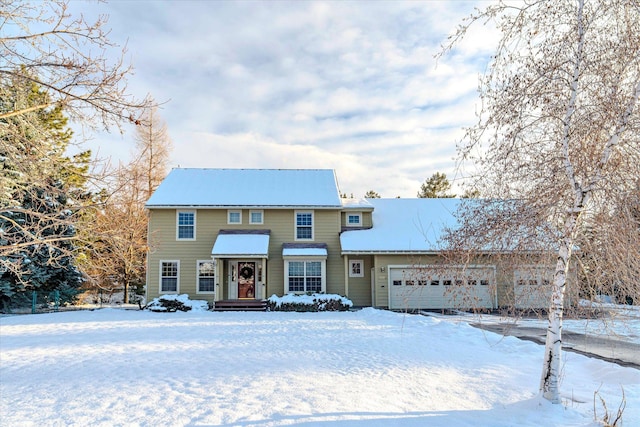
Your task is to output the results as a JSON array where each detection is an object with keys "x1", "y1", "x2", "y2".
[{"x1": 1, "y1": 307, "x2": 638, "y2": 426}]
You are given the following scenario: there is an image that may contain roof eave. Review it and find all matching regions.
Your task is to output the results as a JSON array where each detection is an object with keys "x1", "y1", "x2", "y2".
[
  {"x1": 341, "y1": 250, "x2": 441, "y2": 255},
  {"x1": 146, "y1": 204, "x2": 343, "y2": 209}
]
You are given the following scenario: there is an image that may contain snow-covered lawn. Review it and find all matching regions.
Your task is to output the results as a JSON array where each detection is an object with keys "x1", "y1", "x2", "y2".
[{"x1": 1, "y1": 308, "x2": 638, "y2": 426}]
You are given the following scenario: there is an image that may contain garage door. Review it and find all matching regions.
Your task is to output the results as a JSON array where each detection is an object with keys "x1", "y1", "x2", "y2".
[
  {"x1": 513, "y1": 267, "x2": 554, "y2": 309},
  {"x1": 389, "y1": 266, "x2": 495, "y2": 310}
]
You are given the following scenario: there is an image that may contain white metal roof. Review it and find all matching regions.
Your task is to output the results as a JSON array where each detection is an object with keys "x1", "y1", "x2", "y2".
[
  {"x1": 282, "y1": 247, "x2": 328, "y2": 257},
  {"x1": 340, "y1": 198, "x2": 461, "y2": 253},
  {"x1": 211, "y1": 232, "x2": 270, "y2": 258},
  {"x1": 147, "y1": 168, "x2": 342, "y2": 208}
]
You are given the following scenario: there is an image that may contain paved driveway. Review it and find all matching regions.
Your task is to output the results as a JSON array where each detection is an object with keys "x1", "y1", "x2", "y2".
[{"x1": 471, "y1": 322, "x2": 640, "y2": 369}]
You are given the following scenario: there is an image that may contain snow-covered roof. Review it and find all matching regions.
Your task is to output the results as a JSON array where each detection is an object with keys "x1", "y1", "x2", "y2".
[
  {"x1": 340, "y1": 198, "x2": 461, "y2": 253},
  {"x1": 211, "y1": 230, "x2": 270, "y2": 258},
  {"x1": 282, "y1": 243, "x2": 328, "y2": 257},
  {"x1": 341, "y1": 197, "x2": 374, "y2": 210},
  {"x1": 147, "y1": 168, "x2": 342, "y2": 208}
]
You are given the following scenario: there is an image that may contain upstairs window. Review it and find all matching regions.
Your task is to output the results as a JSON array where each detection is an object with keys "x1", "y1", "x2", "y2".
[
  {"x1": 177, "y1": 211, "x2": 195, "y2": 240},
  {"x1": 295, "y1": 211, "x2": 313, "y2": 240},
  {"x1": 250, "y1": 210, "x2": 263, "y2": 224},
  {"x1": 346, "y1": 213, "x2": 362, "y2": 226},
  {"x1": 228, "y1": 210, "x2": 242, "y2": 224}
]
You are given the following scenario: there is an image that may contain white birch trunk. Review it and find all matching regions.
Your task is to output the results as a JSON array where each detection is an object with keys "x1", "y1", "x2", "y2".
[
  {"x1": 538, "y1": 0, "x2": 586, "y2": 403},
  {"x1": 539, "y1": 211, "x2": 578, "y2": 402}
]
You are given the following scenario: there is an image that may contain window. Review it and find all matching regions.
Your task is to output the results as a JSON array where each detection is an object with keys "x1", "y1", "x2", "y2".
[
  {"x1": 393, "y1": 280, "x2": 402, "y2": 286},
  {"x1": 250, "y1": 210, "x2": 263, "y2": 224},
  {"x1": 177, "y1": 211, "x2": 195, "y2": 240},
  {"x1": 443, "y1": 280, "x2": 452, "y2": 286},
  {"x1": 418, "y1": 280, "x2": 427, "y2": 286},
  {"x1": 406, "y1": 280, "x2": 415, "y2": 286},
  {"x1": 349, "y1": 260, "x2": 364, "y2": 277},
  {"x1": 197, "y1": 260, "x2": 215, "y2": 293},
  {"x1": 160, "y1": 261, "x2": 179, "y2": 293},
  {"x1": 295, "y1": 211, "x2": 313, "y2": 240},
  {"x1": 346, "y1": 213, "x2": 362, "y2": 226},
  {"x1": 287, "y1": 260, "x2": 323, "y2": 293},
  {"x1": 430, "y1": 279, "x2": 440, "y2": 286},
  {"x1": 514, "y1": 268, "x2": 552, "y2": 288},
  {"x1": 228, "y1": 210, "x2": 242, "y2": 224}
]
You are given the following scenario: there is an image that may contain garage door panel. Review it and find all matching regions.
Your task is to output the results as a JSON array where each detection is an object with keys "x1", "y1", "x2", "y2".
[{"x1": 389, "y1": 267, "x2": 494, "y2": 310}]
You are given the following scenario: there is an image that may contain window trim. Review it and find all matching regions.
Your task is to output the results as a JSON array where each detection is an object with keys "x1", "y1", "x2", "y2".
[
  {"x1": 227, "y1": 210, "x2": 242, "y2": 225},
  {"x1": 346, "y1": 212, "x2": 362, "y2": 227},
  {"x1": 349, "y1": 259, "x2": 364, "y2": 278},
  {"x1": 294, "y1": 210, "x2": 314, "y2": 241},
  {"x1": 284, "y1": 258, "x2": 326, "y2": 293},
  {"x1": 249, "y1": 210, "x2": 264, "y2": 225},
  {"x1": 159, "y1": 260, "x2": 180, "y2": 294},
  {"x1": 196, "y1": 259, "x2": 216, "y2": 295},
  {"x1": 176, "y1": 210, "x2": 196, "y2": 241}
]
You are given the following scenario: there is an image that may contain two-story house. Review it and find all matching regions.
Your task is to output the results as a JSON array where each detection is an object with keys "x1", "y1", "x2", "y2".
[{"x1": 146, "y1": 168, "x2": 560, "y2": 310}]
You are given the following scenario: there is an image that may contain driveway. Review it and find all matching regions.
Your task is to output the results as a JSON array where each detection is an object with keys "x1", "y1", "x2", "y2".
[{"x1": 471, "y1": 322, "x2": 640, "y2": 369}]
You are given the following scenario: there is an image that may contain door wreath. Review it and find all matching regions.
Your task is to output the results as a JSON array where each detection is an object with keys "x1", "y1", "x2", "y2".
[{"x1": 240, "y1": 265, "x2": 254, "y2": 279}]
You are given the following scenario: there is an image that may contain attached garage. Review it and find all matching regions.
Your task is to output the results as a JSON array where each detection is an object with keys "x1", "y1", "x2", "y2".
[{"x1": 388, "y1": 265, "x2": 496, "y2": 310}]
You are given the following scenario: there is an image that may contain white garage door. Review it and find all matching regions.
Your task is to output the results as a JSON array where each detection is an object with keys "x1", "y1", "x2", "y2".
[
  {"x1": 389, "y1": 266, "x2": 495, "y2": 310},
  {"x1": 513, "y1": 267, "x2": 554, "y2": 309}
]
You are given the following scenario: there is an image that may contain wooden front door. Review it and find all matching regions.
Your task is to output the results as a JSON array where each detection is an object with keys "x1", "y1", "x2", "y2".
[{"x1": 237, "y1": 262, "x2": 256, "y2": 299}]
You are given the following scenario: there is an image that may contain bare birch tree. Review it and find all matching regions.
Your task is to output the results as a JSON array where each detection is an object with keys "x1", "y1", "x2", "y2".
[{"x1": 442, "y1": 0, "x2": 640, "y2": 403}]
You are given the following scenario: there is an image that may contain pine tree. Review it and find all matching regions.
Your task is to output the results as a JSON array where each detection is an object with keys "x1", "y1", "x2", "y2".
[
  {"x1": 0, "y1": 75, "x2": 88, "y2": 308},
  {"x1": 417, "y1": 172, "x2": 455, "y2": 198}
]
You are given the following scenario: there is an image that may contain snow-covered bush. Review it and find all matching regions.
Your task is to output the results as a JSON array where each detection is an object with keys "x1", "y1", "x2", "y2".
[
  {"x1": 267, "y1": 293, "x2": 353, "y2": 312},
  {"x1": 145, "y1": 294, "x2": 209, "y2": 312}
]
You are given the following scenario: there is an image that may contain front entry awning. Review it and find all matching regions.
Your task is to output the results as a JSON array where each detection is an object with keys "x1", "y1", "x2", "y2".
[{"x1": 211, "y1": 230, "x2": 270, "y2": 258}]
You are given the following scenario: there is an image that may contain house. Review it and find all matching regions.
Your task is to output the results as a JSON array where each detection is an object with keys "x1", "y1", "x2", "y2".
[{"x1": 145, "y1": 168, "x2": 557, "y2": 310}]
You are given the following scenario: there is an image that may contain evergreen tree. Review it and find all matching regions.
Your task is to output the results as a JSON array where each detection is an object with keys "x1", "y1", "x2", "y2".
[
  {"x1": 417, "y1": 172, "x2": 455, "y2": 198},
  {"x1": 0, "y1": 75, "x2": 88, "y2": 308},
  {"x1": 364, "y1": 190, "x2": 380, "y2": 198}
]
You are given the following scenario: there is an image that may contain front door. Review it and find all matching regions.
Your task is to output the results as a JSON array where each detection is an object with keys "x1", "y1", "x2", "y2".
[{"x1": 237, "y1": 262, "x2": 255, "y2": 299}]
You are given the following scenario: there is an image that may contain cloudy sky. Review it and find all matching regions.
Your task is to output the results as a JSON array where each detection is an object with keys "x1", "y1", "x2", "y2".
[{"x1": 68, "y1": 1, "x2": 498, "y2": 198}]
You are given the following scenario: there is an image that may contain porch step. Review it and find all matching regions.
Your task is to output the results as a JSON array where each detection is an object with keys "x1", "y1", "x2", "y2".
[{"x1": 214, "y1": 299, "x2": 268, "y2": 312}]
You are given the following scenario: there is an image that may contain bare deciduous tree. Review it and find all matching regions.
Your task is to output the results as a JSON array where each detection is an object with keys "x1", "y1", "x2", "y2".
[
  {"x1": 0, "y1": 0, "x2": 149, "y2": 129},
  {"x1": 134, "y1": 103, "x2": 172, "y2": 202},
  {"x1": 443, "y1": 0, "x2": 640, "y2": 403},
  {"x1": 82, "y1": 105, "x2": 171, "y2": 304}
]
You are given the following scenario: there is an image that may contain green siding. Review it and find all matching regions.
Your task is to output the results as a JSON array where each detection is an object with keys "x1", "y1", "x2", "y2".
[
  {"x1": 345, "y1": 255, "x2": 373, "y2": 306},
  {"x1": 341, "y1": 210, "x2": 373, "y2": 228},
  {"x1": 147, "y1": 208, "x2": 346, "y2": 303},
  {"x1": 147, "y1": 206, "x2": 566, "y2": 310}
]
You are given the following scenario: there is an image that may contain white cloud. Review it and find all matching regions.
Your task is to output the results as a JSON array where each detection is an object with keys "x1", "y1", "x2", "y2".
[{"x1": 67, "y1": 0, "x2": 497, "y2": 198}]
